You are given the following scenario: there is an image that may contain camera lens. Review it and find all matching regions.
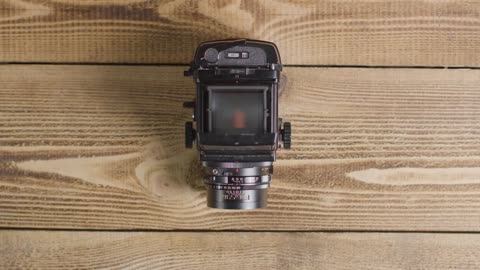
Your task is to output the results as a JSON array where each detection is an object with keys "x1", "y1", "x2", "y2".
[
  {"x1": 184, "y1": 39, "x2": 290, "y2": 209},
  {"x1": 203, "y1": 161, "x2": 272, "y2": 209}
]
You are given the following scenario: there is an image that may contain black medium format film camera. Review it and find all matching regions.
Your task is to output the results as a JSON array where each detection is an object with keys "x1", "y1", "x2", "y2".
[{"x1": 183, "y1": 39, "x2": 291, "y2": 210}]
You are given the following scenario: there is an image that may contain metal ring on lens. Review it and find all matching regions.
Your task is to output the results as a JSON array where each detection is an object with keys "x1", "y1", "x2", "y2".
[{"x1": 203, "y1": 162, "x2": 273, "y2": 209}]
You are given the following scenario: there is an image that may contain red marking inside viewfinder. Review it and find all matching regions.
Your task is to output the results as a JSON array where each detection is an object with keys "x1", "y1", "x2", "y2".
[{"x1": 233, "y1": 110, "x2": 246, "y2": 129}]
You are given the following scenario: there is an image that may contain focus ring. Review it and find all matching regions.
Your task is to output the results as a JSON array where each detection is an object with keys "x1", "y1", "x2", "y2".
[{"x1": 203, "y1": 163, "x2": 273, "y2": 209}]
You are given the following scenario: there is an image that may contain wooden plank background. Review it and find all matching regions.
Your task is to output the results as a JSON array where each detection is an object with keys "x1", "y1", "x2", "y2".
[
  {"x1": 0, "y1": 0, "x2": 479, "y2": 65},
  {"x1": 2, "y1": 65, "x2": 480, "y2": 231},
  {"x1": 2, "y1": 0, "x2": 480, "y2": 269},
  {"x1": 2, "y1": 231, "x2": 480, "y2": 270}
]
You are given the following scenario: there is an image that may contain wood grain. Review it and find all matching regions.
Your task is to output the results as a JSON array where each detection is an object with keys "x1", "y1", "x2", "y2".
[
  {"x1": 2, "y1": 65, "x2": 480, "y2": 230},
  {"x1": 2, "y1": 230, "x2": 480, "y2": 269},
  {"x1": 1, "y1": 0, "x2": 480, "y2": 66}
]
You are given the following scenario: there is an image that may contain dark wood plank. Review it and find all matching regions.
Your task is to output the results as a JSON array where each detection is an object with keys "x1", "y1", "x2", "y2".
[
  {"x1": 2, "y1": 65, "x2": 480, "y2": 230},
  {"x1": 1, "y1": 0, "x2": 479, "y2": 65}
]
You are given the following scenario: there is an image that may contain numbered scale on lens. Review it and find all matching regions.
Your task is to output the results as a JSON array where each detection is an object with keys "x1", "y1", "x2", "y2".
[{"x1": 203, "y1": 162, "x2": 273, "y2": 209}]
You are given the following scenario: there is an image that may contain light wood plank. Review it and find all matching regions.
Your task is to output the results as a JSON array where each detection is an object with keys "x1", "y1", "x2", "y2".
[
  {"x1": 1, "y1": 0, "x2": 480, "y2": 66},
  {"x1": 2, "y1": 65, "x2": 480, "y2": 230},
  {"x1": 1, "y1": 230, "x2": 480, "y2": 269}
]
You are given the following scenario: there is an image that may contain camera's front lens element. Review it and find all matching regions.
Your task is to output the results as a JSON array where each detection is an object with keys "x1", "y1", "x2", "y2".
[{"x1": 203, "y1": 162, "x2": 272, "y2": 209}]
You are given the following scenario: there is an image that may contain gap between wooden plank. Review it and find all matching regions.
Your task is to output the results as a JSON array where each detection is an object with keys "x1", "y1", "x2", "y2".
[
  {"x1": 2, "y1": 227, "x2": 480, "y2": 234},
  {"x1": 2, "y1": 62, "x2": 480, "y2": 70}
]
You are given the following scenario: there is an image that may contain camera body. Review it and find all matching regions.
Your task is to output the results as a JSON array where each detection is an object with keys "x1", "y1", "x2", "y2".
[{"x1": 184, "y1": 39, "x2": 291, "y2": 209}]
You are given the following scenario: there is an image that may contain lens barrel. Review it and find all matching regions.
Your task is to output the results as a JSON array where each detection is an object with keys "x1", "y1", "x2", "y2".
[{"x1": 203, "y1": 162, "x2": 272, "y2": 209}]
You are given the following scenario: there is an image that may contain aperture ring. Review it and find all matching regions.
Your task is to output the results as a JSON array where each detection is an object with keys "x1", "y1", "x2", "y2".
[
  {"x1": 205, "y1": 183, "x2": 270, "y2": 190},
  {"x1": 205, "y1": 174, "x2": 270, "y2": 185}
]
